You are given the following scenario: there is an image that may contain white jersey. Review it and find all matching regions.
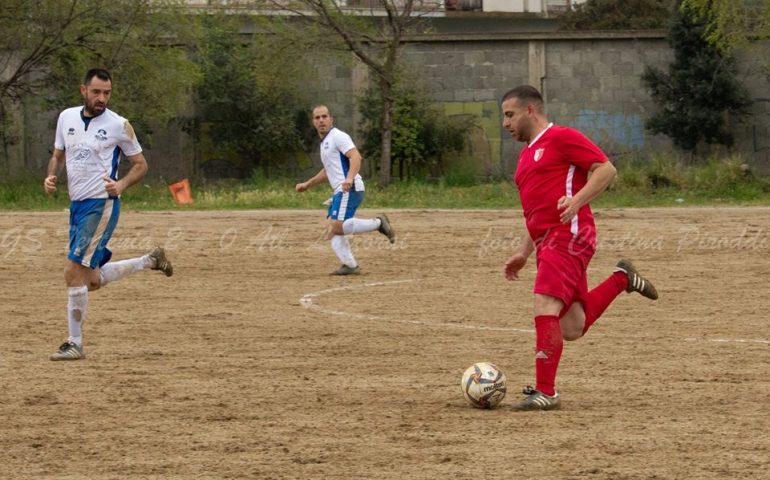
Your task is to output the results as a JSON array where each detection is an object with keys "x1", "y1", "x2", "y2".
[
  {"x1": 54, "y1": 107, "x2": 143, "y2": 201},
  {"x1": 320, "y1": 127, "x2": 364, "y2": 193}
]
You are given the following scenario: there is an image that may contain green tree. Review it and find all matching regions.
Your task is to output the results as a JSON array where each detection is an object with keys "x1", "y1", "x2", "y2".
[
  {"x1": 558, "y1": 0, "x2": 674, "y2": 30},
  {"x1": 263, "y1": 0, "x2": 438, "y2": 185},
  {"x1": 641, "y1": 1, "x2": 752, "y2": 152},
  {"x1": 186, "y1": 12, "x2": 310, "y2": 178},
  {"x1": 358, "y1": 76, "x2": 466, "y2": 181},
  {"x1": 0, "y1": 0, "x2": 199, "y2": 169},
  {"x1": 681, "y1": 0, "x2": 770, "y2": 53}
]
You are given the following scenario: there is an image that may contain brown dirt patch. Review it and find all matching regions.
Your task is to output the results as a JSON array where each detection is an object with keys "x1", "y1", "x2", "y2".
[{"x1": 1, "y1": 208, "x2": 768, "y2": 479}]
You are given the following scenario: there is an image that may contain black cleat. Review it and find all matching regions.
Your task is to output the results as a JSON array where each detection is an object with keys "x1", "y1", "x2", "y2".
[
  {"x1": 511, "y1": 386, "x2": 561, "y2": 411},
  {"x1": 149, "y1": 247, "x2": 173, "y2": 277},
  {"x1": 615, "y1": 259, "x2": 658, "y2": 300},
  {"x1": 377, "y1": 214, "x2": 396, "y2": 244},
  {"x1": 331, "y1": 264, "x2": 360, "y2": 276},
  {"x1": 50, "y1": 341, "x2": 85, "y2": 361}
]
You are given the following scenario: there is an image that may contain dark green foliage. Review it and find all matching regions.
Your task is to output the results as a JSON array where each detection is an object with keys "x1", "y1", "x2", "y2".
[
  {"x1": 358, "y1": 80, "x2": 466, "y2": 181},
  {"x1": 185, "y1": 13, "x2": 309, "y2": 178},
  {"x1": 0, "y1": 0, "x2": 199, "y2": 145},
  {"x1": 642, "y1": 2, "x2": 752, "y2": 152},
  {"x1": 558, "y1": 0, "x2": 674, "y2": 30}
]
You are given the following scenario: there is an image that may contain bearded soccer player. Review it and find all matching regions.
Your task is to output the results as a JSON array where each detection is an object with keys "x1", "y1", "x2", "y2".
[
  {"x1": 44, "y1": 68, "x2": 173, "y2": 361},
  {"x1": 501, "y1": 85, "x2": 659, "y2": 410}
]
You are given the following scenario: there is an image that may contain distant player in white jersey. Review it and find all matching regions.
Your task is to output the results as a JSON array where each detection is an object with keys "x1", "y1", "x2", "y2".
[
  {"x1": 295, "y1": 105, "x2": 395, "y2": 275},
  {"x1": 43, "y1": 68, "x2": 174, "y2": 361}
]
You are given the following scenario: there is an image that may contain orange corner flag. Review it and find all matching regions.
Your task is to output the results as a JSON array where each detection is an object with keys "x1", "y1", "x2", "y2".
[{"x1": 169, "y1": 179, "x2": 194, "y2": 205}]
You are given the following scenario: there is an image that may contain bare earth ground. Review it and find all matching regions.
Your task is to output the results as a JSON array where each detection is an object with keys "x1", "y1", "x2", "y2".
[{"x1": 1, "y1": 207, "x2": 769, "y2": 480}]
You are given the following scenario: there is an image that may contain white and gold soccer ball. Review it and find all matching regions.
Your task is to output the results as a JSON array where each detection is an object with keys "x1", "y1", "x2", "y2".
[{"x1": 460, "y1": 362, "x2": 507, "y2": 409}]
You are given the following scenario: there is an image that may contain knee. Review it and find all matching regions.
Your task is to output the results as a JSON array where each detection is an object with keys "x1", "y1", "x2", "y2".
[{"x1": 562, "y1": 330, "x2": 582, "y2": 342}]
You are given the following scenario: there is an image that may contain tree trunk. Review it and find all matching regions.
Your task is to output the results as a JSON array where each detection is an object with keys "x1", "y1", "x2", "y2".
[{"x1": 379, "y1": 82, "x2": 394, "y2": 186}]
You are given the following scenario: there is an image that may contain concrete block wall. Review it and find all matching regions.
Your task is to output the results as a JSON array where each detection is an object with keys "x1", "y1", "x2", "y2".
[
  {"x1": 390, "y1": 34, "x2": 675, "y2": 174},
  {"x1": 734, "y1": 45, "x2": 770, "y2": 168},
  {"x1": 543, "y1": 38, "x2": 673, "y2": 160},
  {"x1": 11, "y1": 32, "x2": 770, "y2": 179}
]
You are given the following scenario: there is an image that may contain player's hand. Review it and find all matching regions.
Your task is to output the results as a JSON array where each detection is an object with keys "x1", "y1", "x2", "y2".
[
  {"x1": 341, "y1": 180, "x2": 352, "y2": 192},
  {"x1": 557, "y1": 196, "x2": 580, "y2": 223},
  {"x1": 103, "y1": 176, "x2": 124, "y2": 197},
  {"x1": 503, "y1": 253, "x2": 527, "y2": 281},
  {"x1": 295, "y1": 182, "x2": 309, "y2": 192},
  {"x1": 44, "y1": 175, "x2": 57, "y2": 194}
]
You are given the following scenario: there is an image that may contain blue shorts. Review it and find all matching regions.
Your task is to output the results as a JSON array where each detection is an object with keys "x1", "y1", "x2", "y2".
[
  {"x1": 327, "y1": 190, "x2": 365, "y2": 221},
  {"x1": 68, "y1": 198, "x2": 120, "y2": 269}
]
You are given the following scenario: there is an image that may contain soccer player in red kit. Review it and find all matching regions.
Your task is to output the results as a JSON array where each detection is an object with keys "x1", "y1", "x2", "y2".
[{"x1": 501, "y1": 85, "x2": 659, "y2": 411}]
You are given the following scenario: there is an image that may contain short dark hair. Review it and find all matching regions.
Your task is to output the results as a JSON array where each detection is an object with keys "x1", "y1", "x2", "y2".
[
  {"x1": 312, "y1": 104, "x2": 331, "y2": 116},
  {"x1": 84, "y1": 68, "x2": 111, "y2": 86},
  {"x1": 501, "y1": 85, "x2": 544, "y2": 110}
]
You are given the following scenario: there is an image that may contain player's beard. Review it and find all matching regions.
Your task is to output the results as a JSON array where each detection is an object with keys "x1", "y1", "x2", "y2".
[
  {"x1": 84, "y1": 100, "x2": 106, "y2": 117},
  {"x1": 508, "y1": 129, "x2": 525, "y2": 142}
]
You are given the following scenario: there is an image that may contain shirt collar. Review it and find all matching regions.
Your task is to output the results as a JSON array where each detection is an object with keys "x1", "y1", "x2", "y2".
[{"x1": 528, "y1": 122, "x2": 554, "y2": 148}]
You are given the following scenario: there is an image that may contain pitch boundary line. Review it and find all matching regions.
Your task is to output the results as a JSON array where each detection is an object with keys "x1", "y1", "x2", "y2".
[
  {"x1": 299, "y1": 279, "x2": 535, "y2": 334},
  {"x1": 299, "y1": 280, "x2": 770, "y2": 346}
]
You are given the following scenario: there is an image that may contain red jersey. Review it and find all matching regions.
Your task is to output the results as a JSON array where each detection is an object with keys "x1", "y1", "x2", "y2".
[{"x1": 513, "y1": 124, "x2": 608, "y2": 246}]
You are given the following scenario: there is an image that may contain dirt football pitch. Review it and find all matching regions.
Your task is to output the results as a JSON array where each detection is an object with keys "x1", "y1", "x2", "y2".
[{"x1": 1, "y1": 207, "x2": 768, "y2": 479}]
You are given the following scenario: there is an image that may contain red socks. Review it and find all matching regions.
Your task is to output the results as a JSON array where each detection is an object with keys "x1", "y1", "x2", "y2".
[
  {"x1": 534, "y1": 315, "x2": 563, "y2": 396},
  {"x1": 532, "y1": 273, "x2": 629, "y2": 396},
  {"x1": 581, "y1": 271, "x2": 628, "y2": 336}
]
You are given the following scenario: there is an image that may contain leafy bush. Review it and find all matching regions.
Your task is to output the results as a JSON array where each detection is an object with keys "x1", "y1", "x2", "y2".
[
  {"x1": 559, "y1": 0, "x2": 674, "y2": 30},
  {"x1": 358, "y1": 79, "x2": 467, "y2": 182},
  {"x1": 642, "y1": 1, "x2": 751, "y2": 152},
  {"x1": 186, "y1": 13, "x2": 310, "y2": 179}
]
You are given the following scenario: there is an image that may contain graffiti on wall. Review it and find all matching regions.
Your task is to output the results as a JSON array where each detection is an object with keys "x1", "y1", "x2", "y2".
[{"x1": 575, "y1": 109, "x2": 646, "y2": 148}]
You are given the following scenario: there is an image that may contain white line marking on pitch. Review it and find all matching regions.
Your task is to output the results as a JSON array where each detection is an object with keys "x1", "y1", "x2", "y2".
[
  {"x1": 300, "y1": 280, "x2": 770, "y2": 346},
  {"x1": 684, "y1": 337, "x2": 770, "y2": 345},
  {"x1": 299, "y1": 279, "x2": 534, "y2": 334}
]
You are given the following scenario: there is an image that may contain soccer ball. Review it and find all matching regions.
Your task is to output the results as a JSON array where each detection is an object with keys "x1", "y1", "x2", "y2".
[{"x1": 460, "y1": 362, "x2": 507, "y2": 409}]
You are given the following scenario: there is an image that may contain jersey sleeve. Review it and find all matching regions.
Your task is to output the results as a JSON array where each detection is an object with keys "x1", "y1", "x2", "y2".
[
  {"x1": 117, "y1": 120, "x2": 143, "y2": 156},
  {"x1": 334, "y1": 130, "x2": 356, "y2": 155},
  {"x1": 54, "y1": 112, "x2": 65, "y2": 151},
  {"x1": 561, "y1": 128, "x2": 608, "y2": 170}
]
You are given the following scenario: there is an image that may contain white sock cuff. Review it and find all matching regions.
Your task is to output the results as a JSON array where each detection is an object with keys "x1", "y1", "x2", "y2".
[
  {"x1": 68, "y1": 286, "x2": 88, "y2": 297},
  {"x1": 330, "y1": 235, "x2": 357, "y2": 267},
  {"x1": 342, "y1": 218, "x2": 379, "y2": 235},
  {"x1": 67, "y1": 286, "x2": 88, "y2": 346},
  {"x1": 99, "y1": 257, "x2": 146, "y2": 287}
]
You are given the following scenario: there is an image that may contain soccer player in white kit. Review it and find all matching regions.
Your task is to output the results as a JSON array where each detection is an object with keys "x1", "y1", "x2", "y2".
[
  {"x1": 295, "y1": 105, "x2": 395, "y2": 275},
  {"x1": 44, "y1": 68, "x2": 174, "y2": 361}
]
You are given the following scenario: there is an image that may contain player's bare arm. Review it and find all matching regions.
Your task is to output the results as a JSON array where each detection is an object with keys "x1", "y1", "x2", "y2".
[
  {"x1": 557, "y1": 161, "x2": 617, "y2": 223},
  {"x1": 341, "y1": 148, "x2": 362, "y2": 192},
  {"x1": 44, "y1": 149, "x2": 66, "y2": 194},
  {"x1": 103, "y1": 152, "x2": 147, "y2": 197},
  {"x1": 296, "y1": 168, "x2": 328, "y2": 192},
  {"x1": 503, "y1": 234, "x2": 535, "y2": 281}
]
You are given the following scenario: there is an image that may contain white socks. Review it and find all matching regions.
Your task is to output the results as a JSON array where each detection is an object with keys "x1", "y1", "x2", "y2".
[
  {"x1": 66, "y1": 255, "x2": 153, "y2": 347},
  {"x1": 333, "y1": 218, "x2": 382, "y2": 268},
  {"x1": 331, "y1": 235, "x2": 357, "y2": 268},
  {"x1": 342, "y1": 218, "x2": 380, "y2": 235},
  {"x1": 67, "y1": 286, "x2": 88, "y2": 346},
  {"x1": 99, "y1": 256, "x2": 150, "y2": 287}
]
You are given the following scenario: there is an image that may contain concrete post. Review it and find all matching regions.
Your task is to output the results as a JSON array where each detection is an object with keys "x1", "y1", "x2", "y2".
[{"x1": 528, "y1": 40, "x2": 546, "y2": 97}]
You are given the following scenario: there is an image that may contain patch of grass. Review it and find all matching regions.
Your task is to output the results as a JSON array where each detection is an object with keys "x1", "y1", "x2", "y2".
[
  {"x1": 3, "y1": 154, "x2": 770, "y2": 211},
  {"x1": 602, "y1": 154, "x2": 770, "y2": 207}
]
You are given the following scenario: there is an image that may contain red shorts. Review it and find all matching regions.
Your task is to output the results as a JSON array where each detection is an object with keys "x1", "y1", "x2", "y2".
[{"x1": 533, "y1": 235, "x2": 595, "y2": 307}]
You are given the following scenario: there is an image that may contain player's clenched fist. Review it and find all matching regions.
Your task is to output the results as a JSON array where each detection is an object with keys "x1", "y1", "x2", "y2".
[{"x1": 44, "y1": 175, "x2": 57, "y2": 194}]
